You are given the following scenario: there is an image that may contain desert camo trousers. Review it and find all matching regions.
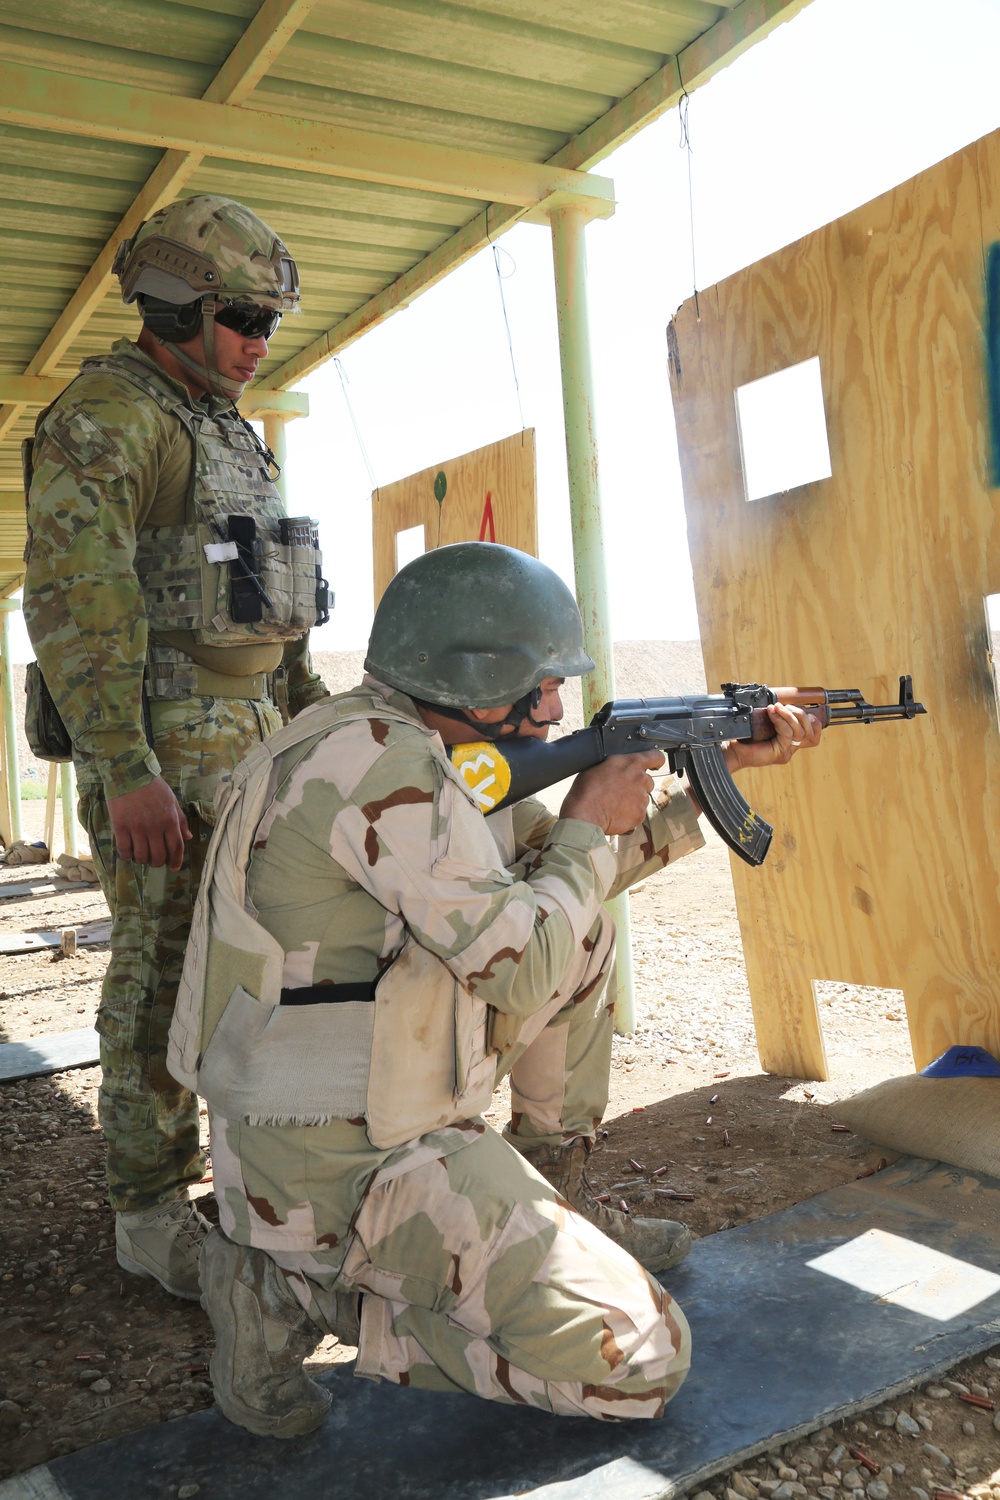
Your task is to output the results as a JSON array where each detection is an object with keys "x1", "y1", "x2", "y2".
[
  {"x1": 206, "y1": 904, "x2": 689, "y2": 1416},
  {"x1": 498, "y1": 903, "x2": 618, "y2": 1153},
  {"x1": 225, "y1": 1125, "x2": 692, "y2": 1420},
  {"x1": 79, "y1": 694, "x2": 282, "y2": 1213}
]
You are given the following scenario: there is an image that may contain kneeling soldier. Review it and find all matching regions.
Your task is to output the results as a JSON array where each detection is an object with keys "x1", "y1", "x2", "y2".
[{"x1": 168, "y1": 542, "x2": 818, "y2": 1435}]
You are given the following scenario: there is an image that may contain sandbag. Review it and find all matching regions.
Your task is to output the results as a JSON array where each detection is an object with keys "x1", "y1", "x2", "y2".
[{"x1": 831, "y1": 1073, "x2": 1000, "y2": 1180}]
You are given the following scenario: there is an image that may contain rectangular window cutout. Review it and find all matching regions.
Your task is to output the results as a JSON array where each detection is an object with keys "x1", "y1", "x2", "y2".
[
  {"x1": 735, "y1": 356, "x2": 833, "y2": 501},
  {"x1": 395, "y1": 524, "x2": 425, "y2": 573},
  {"x1": 985, "y1": 595, "x2": 1000, "y2": 726},
  {"x1": 812, "y1": 981, "x2": 911, "y2": 1074}
]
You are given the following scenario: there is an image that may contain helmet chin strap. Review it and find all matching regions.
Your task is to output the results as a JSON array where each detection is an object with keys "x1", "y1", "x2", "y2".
[
  {"x1": 161, "y1": 301, "x2": 247, "y2": 401},
  {"x1": 415, "y1": 686, "x2": 544, "y2": 741}
]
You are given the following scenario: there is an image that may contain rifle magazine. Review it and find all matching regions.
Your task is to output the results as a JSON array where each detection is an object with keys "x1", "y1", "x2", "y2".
[{"x1": 681, "y1": 745, "x2": 773, "y2": 867}]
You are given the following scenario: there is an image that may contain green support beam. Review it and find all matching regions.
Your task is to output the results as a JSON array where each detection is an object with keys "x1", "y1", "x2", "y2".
[
  {"x1": 548, "y1": 200, "x2": 636, "y2": 1036},
  {"x1": 263, "y1": 416, "x2": 290, "y2": 508},
  {"x1": 0, "y1": 599, "x2": 22, "y2": 846},
  {"x1": 0, "y1": 59, "x2": 615, "y2": 216},
  {"x1": 0, "y1": 375, "x2": 309, "y2": 417},
  {"x1": 0, "y1": 376, "x2": 68, "y2": 407},
  {"x1": 242, "y1": 391, "x2": 309, "y2": 420},
  {"x1": 61, "y1": 762, "x2": 79, "y2": 860}
]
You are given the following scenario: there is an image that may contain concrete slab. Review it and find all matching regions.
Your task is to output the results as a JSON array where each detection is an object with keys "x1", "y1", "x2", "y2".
[
  {"x1": 0, "y1": 922, "x2": 110, "y2": 956},
  {"x1": 0, "y1": 880, "x2": 93, "y2": 904},
  {"x1": 5, "y1": 1156, "x2": 1000, "y2": 1500},
  {"x1": 0, "y1": 1027, "x2": 99, "y2": 1082}
]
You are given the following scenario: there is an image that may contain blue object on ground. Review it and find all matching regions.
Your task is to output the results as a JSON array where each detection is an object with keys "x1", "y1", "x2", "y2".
[{"x1": 920, "y1": 1044, "x2": 1000, "y2": 1078}]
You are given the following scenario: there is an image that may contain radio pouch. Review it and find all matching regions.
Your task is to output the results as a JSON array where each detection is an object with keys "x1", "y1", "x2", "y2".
[{"x1": 228, "y1": 514, "x2": 265, "y2": 623}]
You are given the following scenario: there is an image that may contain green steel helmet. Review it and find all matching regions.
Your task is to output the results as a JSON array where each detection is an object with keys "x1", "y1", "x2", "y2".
[
  {"x1": 113, "y1": 194, "x2": 299, "y2": 310},
  {"x1": 365, "y1": 542, "x2": 595, "y2": 709}
]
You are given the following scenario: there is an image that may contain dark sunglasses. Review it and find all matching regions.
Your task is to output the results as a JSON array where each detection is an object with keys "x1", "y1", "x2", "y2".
[{"x1": 214, "y1": 300, "x2": 281, "y2": 340}]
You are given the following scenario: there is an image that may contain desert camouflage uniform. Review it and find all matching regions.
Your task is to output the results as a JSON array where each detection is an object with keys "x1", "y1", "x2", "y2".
[
  {"x1": 199, "y1": 679, "x2": 702, "y2": 1415},
  {"x1": 23, "y1": 338, "x2": 328, "y2": 1212}
]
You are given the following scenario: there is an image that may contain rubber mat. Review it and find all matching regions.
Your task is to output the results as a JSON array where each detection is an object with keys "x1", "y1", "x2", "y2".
[
  {"x1": 5, "y1": 1157, "x2": 1000, "y2": 1500},
  {"x1": 0, "y1": 1027, "x2": 99, "y2": 1082}
]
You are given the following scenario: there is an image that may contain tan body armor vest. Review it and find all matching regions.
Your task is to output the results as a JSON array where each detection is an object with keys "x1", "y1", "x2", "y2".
[
  {"x1": 166, "y1": 699, "x2": 499, "y2": 1148},
  {"x1": 83, "y1": 348, "x2": 327, "y2": 646}
]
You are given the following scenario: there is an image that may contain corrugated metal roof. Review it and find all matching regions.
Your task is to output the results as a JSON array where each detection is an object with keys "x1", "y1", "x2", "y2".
[{"x1": 0, "y1": 0, "x2": 811, "y2": 595}]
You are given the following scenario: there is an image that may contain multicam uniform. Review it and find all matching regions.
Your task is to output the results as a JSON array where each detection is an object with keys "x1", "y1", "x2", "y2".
[
  {"x1": 168, "y1": 679, "x2": 704, "y2": 1417},
  {"x1": 23, "y1": 338, "x2": 328, "y2": 1213}
]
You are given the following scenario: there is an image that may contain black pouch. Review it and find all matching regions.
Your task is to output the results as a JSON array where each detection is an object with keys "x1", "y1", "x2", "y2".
[
  {"x1": 228, "y1": 514, "x2": 265, "y2": 623},
  {"x1": 24, "y1": 666, "x2": 154, "y2": 762},
  {"x1": 24, "y1": 662, "x2": 72, "y2": 762}
]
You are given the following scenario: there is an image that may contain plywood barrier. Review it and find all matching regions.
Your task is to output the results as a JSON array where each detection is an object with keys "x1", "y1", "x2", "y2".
[
  {"x1": 371, "y1": 430, "x2": 537, "y2": 604},
  {"x1": 669, "y1": 127, "x2": 1000, "y2": 1079}
]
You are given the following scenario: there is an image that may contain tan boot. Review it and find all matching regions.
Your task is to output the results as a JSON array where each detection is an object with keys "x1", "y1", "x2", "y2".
[
  {"x1": 519, "y1": 1137, "x2": 692, "y2": 1274},
  {"x1": 115, "y1": 1194, "x2": 210, "y2": 1300},
  {"x1": 200, "y1": 1228, "x2": 332, "y2": 1439}
]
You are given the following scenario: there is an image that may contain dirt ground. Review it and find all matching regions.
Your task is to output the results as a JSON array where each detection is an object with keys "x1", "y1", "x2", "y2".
[{"x1": 1, "y1": 646, "x2": 997, "y2": 1490}]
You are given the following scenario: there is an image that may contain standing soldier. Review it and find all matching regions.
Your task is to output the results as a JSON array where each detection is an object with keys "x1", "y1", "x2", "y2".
[{"x1": 22, "y1": 195, "x2": 330, "y2": 1301}]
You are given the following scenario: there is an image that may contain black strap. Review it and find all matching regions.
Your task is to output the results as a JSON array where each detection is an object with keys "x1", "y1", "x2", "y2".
[
  {"x1": 279, "y1": 980, "x2": 378, "y2": 1006},
  {"x1": 412, "y1": 685, "x2": 544, "y2": 741}
]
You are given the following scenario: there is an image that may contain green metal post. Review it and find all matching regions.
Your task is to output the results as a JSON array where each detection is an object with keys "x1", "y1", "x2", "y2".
[
  {"x1": 263, "y1": 413, "x2": 289, "y2": 506},
  {"x1": 60, "y1": 760, "x2": 79, "y2": 858},
  {"x1": 0, "y1": 599, "x2": 22, "y2": 845},
  {"x1": 548, "y1": 202, "x2": 637, "y2": 1035}
]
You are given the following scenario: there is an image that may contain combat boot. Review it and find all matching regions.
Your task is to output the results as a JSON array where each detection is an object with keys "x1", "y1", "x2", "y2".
[
  {"x1": 115, "y1": 1194, "x2": 210, "y2": 1300},
  {"x1": 519, "y1": 1137, "x2": 692, "y2": 1274},
  {"x1": 200, "y1": 1228, "x2": 332, "y2": 1439}
]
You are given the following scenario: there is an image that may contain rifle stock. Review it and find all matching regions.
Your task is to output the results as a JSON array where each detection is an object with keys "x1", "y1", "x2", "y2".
[{"x1": 448, "y1": 675, "x2": 926, "y2": 867}]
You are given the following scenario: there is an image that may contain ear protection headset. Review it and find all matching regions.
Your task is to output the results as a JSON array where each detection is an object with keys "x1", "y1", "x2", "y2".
[{"x1": 136, "y1": 294, "x2": 204, "y2": 344}]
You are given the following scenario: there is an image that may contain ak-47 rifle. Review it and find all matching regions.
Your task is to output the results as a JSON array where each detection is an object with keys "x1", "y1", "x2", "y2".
[{"x1": 449, "y1": 675, "x2": 927, "y2": 867}]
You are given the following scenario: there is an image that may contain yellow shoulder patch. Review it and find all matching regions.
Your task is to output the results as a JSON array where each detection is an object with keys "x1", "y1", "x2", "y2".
[{"x1": 450, "y1": 741, "x2": 512, "y2": 813}]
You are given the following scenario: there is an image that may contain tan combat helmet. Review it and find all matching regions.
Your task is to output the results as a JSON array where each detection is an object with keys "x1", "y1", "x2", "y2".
[{"x1": 112, "y1": 194, "x2": 300, "y2": 399}]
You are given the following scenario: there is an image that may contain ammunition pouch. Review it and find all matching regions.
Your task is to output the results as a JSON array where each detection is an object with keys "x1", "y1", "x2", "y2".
[
  {"x1": 24, "y1": 663, "x2": 72, "y2": 763},
  {"x1": 136, "y1": 514, "x2": 330, "y2": 645}
]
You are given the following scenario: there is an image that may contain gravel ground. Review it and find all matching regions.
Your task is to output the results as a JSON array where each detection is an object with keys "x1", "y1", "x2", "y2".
[{"x1": 1, "y1": 645, "x2": 997, "y2": 1489}]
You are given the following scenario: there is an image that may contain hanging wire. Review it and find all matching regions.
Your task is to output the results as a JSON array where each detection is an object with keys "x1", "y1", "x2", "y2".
[
  {"x1": 233, "y1": 408, "x2": 281, "y2": 479},
  {"x1": 486, "y1": 207, "x2": 527, "y2": 434},
  {"x1": 677, "y1": 85, "x2": 701, "y2": 320},
  {"x1": 334, "y1": 356, "x2": 379, "y2": 493}
]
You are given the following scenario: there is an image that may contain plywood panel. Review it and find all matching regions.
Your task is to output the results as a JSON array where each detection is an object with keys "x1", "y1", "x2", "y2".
[
  {"x1": 371, "y1": 430, "x2": 537, "y2": 603},
  {"x1": 669, "y1": 127, "x2": 1000, "y2": 1078}
]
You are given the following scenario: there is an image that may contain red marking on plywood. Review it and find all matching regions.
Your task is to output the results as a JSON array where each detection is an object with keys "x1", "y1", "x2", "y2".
[{"x1": 478, "y1": 491, "x2": 496, "y2": 542}]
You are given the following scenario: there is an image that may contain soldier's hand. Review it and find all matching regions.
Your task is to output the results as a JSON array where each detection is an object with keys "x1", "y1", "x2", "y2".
[
  {"x1": 108, "y1": 777, "x2": 192, "y2": 870},
  {"x1": 560, "y1": 750, "x2": 664, "y2": 835},
  {"x1": 723, "y1": 702, "x2": 823, "y2": 772}
]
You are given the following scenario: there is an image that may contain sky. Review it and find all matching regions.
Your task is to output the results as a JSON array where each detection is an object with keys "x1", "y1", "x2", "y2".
[{"x1": 9, "y1": 0, "x2": 1000, "y2": 660}]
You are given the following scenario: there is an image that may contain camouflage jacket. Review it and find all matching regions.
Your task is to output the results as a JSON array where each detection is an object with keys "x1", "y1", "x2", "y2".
[
  {"x1": 242, "y1": 679, "x2": 703, "y2": 1010},
  {"x1": 22, "y1": 339, "x2": 327, "y2": 798},
  {"x1": 168, "y1": 679, "x2": 704, "y2": 1149}
]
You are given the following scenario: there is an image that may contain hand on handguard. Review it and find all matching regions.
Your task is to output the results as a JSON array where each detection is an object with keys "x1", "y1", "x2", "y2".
[{"x1": 723, "y1": 702, "x2": 823, "y2": 773}]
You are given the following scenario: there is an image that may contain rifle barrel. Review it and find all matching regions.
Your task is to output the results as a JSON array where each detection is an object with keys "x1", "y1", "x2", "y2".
[{"x1": 772, "y1": 676, "x2": 926, "y2": 725}]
